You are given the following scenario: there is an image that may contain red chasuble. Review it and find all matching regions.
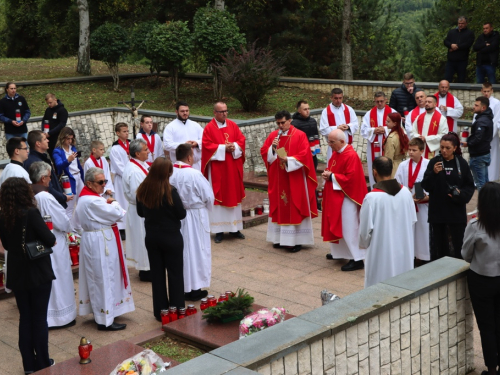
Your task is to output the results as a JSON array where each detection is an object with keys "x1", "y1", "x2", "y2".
[
  {"x1": 321, "y1": 145, "x2": 368, "y2": 243},
  {"x1": 327, "y1": 104, "x2": 352, "y2": 144},
  {"x1": 416, "y1": 111, "x2": 442, "y2": 158},
  {"x1": 369, "y1": 105, "x2": 392, "y2": 161},
  {"x1": 201, "y1": 119, "x2": 246, "y2": 207},
  {"x1": 260, "y1": 126, "x2": 318, "y2": 225},
  {"x1": 434, "y1": 92, "x2": 455, "y2": 131}
]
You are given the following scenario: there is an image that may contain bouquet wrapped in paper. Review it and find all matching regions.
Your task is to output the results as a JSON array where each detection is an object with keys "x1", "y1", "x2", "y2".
[
  {"x1": 109, "y1": 349, "x2": 170, "y2": 375},
  {"x1": 239, "y1": 307, "x2": 286, "y2": 339}
]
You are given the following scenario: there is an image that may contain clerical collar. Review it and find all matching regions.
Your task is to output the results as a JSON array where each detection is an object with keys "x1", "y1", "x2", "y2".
[
  {"x1": 373, "y1": 179, "x2": 401, "y2": 196},
  {"x1": 132, "y1": 158, "x2": 148, "y2": 167},
  {"x1": 337, "y1": 144, "x2": 348, "y2": 153},
  {"x1": 10, "y1": 159, "x2": 24, "y2": 166},
  {"x1": 215, "y1": 119, "x2": 226, "y2": 128},
  {"x1": 176, "y1": 161, "x2": 190, "y2": 166}
]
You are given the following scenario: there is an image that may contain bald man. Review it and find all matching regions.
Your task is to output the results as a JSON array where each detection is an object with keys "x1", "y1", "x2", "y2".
[{"x1": 434, "y1": 80, "x2": 464, "y2": 133}]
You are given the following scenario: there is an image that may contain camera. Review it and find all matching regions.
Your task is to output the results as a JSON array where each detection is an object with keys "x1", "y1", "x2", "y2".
[{"x1": 448, "y1": 185, "x2": 460, "y2": 197}]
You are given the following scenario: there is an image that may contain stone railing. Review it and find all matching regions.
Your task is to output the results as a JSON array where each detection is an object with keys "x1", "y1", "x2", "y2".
[
  {"x1": 0, "y1": 107, "x2": 472, "y2": 168},
  {"x1": 165, "y1": 257, "x2": 473, "y2": 375}
]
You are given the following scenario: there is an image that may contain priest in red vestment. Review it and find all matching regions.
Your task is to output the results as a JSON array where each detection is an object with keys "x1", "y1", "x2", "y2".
[
  {"x1": 260, "y1": 110, "x2": 318, "y2": 253},
  {"x1": 322, "y1": 129, "x2": 368, "y2": 271},
  {"x1": 201, "y1": 102, "x2": 246, "y2": 244}
]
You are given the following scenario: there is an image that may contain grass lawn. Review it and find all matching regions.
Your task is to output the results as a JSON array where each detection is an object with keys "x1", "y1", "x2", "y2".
[{"x1": 143, "y1": 337, "x2": 204, "y2": 363}]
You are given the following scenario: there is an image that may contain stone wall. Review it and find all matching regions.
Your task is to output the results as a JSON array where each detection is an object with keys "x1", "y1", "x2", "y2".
[{"x1": 165, "y1": 257, "x2": 474, "y2": 375}]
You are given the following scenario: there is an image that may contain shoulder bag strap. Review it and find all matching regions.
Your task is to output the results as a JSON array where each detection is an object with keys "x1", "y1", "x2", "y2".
[{"x1": 21, "y1": 209, "x2": 28, "y2": 256}]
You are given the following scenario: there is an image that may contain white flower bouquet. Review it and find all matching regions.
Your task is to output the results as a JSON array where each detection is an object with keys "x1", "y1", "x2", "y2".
[{"x1": 239, "y1": 307, "x2": 286, "y2": 339}]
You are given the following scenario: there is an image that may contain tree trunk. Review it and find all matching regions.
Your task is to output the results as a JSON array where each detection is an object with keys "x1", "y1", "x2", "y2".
[
  {"x1": 213, "y1": 67, "x2": 223, "y2": 100},
  {"x1": 109, "y1": 64, "x2": 119, "y2": 91},
  {"x1": 76, "y1": 0, "x2": 91, "y2": 75},
  {"x1": 171, "y1": 67, "x2": 180, "y2": 102},
  {"x1": 341, "y1": 0, "x2": 353, "y2": 80},
  {"x1": 214, "y1": 0, "x2": 225, "y2": 10}
]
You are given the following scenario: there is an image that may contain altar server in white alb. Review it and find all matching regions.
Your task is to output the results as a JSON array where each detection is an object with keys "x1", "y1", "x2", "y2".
[
  {"x1": 405, "y1": 89, "x2": 426, "y2": 137},
  {"x1": 319, "y1": 88, "x2": 359, "y2": 161},
  {"x1": 30, "y1": 161, "x2": 77, "y2": 328},
  {"x1": 122, "y1": 138, "x2": 150, "y2": 281},
  {"x1": 478, "y1": 82, "x2": 500, "y2": 181},
  {"x1": 76, "y1": 167, "x2": 134, "y2": 331},
  {"x1": 83, "y1": 140, "x2": 114, "y2": 198},
  {"x1": 136, "y1": 115, "x2": 163, "y2": 166},
  {"x1": 434, "y1": 80, "x2": 464, "y2": 132},
  {"x1": 360, "y1": 156, "x2": 417, "y2": 288},
  {"x1": 163, "y1": 101, "x2": 204, "y2": 170},
  {"x1": 109, "y1": 123, "x2": 130, "y2": 232},
  {"x1": 170, "y1": 144, "x2": 214, "y2": 301},
  {"x1": 0, "y1": 136, "x2": 31, "y2": 185},
  {"x1": 361, "y1": 91, "x2": 397, "y2": 188},
  {"x1": 395, "y1": 138, "x2": 431, "y2": 262}
]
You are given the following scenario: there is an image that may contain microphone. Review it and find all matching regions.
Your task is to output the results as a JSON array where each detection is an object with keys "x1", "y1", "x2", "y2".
[{"x1": 273, "y1": 130, "x2": 283, "y2": 150}]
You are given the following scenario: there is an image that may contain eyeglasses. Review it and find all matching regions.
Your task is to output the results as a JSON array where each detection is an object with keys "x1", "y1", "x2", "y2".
[
  {"x1": 276, "y1": 121, "x2": 288, "y2": 125},
  {"x1": 215, "y1": 110, "x2": 228, "y2": 114},
  {"x1": 17, "y1": 147, "x2": 28, "y2": 150},
  {"x1": 403, "y1": 81, "x2": 415, "y2": 86},
  {"x1": 93, "y1": 179, "x2": 108, "y2": 185}
]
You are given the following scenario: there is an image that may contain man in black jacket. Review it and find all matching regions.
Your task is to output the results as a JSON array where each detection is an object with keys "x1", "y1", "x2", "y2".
[
  {"x1": 389, "y1": 72, "x2": 421, "y2": 118},
  {"x1": 0, "y1": 82, "x2": 31, "y2": 140},
  {"x1": 473, "y1": 22, "x2": 499, "y2": 84},
  {"x1": 443, "y1": 16, "x2": 475, "y2": 83},
  {"x1": 463, "y1": 96, "x2": 494, "y2": 190},
  {"x1": 42, "y1": 93, "x2": 68, "y2": 155},
  {"x1": 24, "y1": 130, "x2": 71, "y2": 208}
]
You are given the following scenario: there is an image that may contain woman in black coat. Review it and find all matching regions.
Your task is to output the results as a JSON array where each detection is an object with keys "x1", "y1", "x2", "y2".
[
  {"x1": 136, "y1": 157, "x2": 186, "y2": 321},
  {"x1": 0, "y1": 177, "x2": 56, "y2": 374},
  {"x1": 421, "y1": 132, "x2": 475, "y2": 260}
]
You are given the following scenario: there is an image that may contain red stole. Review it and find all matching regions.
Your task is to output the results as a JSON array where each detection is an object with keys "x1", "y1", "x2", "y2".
[
  {"x1": 408, "y1": 158, "x2": 423, "y2": 212},
  {"x1": 79, "y1": 186, "x2": 128, "y2": 289},
  {"x1": 410, "y1": 107, "x2": 423, "y2": 124},
  {"x1": 321, "y1": 145, "x2": 368, "y2": 243},
  {"x1": 260, "y1": 126, "x2": 318, "y2": 224},
  {"x1": 434, "y1": 92, "x2": 455, "y2": 131},
  {"x1": 416, "y1": 111, "x2": 441, "y2": 158},
  {"x1": 201, "y1": 119, "x2": 246, "y2": 207},
  {"x1": 174, "y1": 163, "x2": 192, "y2": 169},
  {"x1": 141, "y1": 133, "x2": 155, "y2": 166},
  {"x1": 90, "y1": 155, "x2": 103, "y2": 169},
  {"x1": 118, "y1": 139, "x2": 130, "y2": 155},
  {"x1": 327, "y1": 104, "x2": 352, "y2": 144},
  {"x1": 369, "y1": 105, "x2": 392, "y2": 161},
  {"x1": 130, "y1": 159, "x2": 148, "y2": 175}
]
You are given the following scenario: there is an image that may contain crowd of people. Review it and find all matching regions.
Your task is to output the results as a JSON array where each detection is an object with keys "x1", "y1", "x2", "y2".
[{"x1": 0, "y1": 51, "x2": 499, "y2": 372}]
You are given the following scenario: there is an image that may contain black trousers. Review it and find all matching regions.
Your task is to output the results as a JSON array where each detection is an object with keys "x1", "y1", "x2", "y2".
[
  {"x1": 444, "y1": 60, "x2": 468, "y2": 83},
  {"x1": 467, "y1": 269, "x2": 500, "y2": 368},
  {"x1": 145, "y1": 230, "x2": 185, "y2": 319},
  {"x1": 429, "y1": 222, "x2": 467, "y2": 260},
  {"x1": 14, "y1": 281, "x2": 52, "y2": 373}
]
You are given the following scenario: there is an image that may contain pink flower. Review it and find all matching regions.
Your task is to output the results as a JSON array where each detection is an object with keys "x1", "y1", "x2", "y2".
[
  {"x1": 267, "y1": 318, "x2": 277, "y2": 327},
  {"x1": 253, "y1": 319, "x2": 264, "y2": 329},
  {"x1": 240, "y1": 325, "x2": 249, "y2": 334}
]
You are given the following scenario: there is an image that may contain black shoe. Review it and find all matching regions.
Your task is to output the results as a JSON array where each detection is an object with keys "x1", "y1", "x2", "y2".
[
  {"x1": 230, "y1": 231, "x2": 245, "y2": 239},
  {"x1": 139, "y1": 270, "x2": 152, "y2": 282},
  {"x1": 120, "y1": 229, "x2": 126, "y2": 241},
  {"x1": 214, "y1": 232, "x2": 224, "y2": 243},
  {"x1": 49, "y1": 319, "x2": 76, "y2": 330},
  {"x1": 341, "y1": 260, "x2": 364, "y2": 271},
  {"x1": 317, "y1": 200, "x2": 322, "y2": 212},
  {"x1": 186, "y1": 289, "x2": 208, "y2": 301},
  {"x1": 289, "y1": 245, "x2": 302, "y2": 253},
  {"x1": 326, "y1": 253, "x2": 333, "y2": 260},
  {"x1": 273, "y1": 243, "x2": 281, "y2": 249},
  {"x1": 50, "y1": 359, "x2": 55, "y2": 366},
  {"x1": 97, "y1": 322, "x2": 127, "y2": 331}
]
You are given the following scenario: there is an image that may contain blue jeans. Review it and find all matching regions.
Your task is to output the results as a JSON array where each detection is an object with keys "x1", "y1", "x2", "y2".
[
  {"x1": 5, "y1": 132, "x2": 28, "y2": 140},
  {"x1": 470, "y1": 153, "x2": 491, "y2": 190},
  {"x1": 445, "y1": 60, "x2": 468, "y2": 83},
  {"x1": 476, "y1": 65, "x2": 497, "y2": 84}
]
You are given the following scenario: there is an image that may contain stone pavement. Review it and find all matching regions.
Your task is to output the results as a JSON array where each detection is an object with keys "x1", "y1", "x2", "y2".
[{"x1": 0, "y1": 193, "x2": 485, "y2": 375}]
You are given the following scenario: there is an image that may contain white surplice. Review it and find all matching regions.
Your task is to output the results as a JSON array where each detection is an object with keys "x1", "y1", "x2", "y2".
[
  {"x1": 170, "y1": 162, "x2": 214, "y2": 292},
  {"x1": 122, "y1": 159, "x2": 149, "y2": 271},
  {"x1": 361, "y1": 107, "x2": 396, "y2": 188},
  {"x1": 76, "y1": 195, "x2": 134, "y2": 326},
  {"x1": 406, "y1": 107, "x2": 425, "y2": 138},
  {"x1": 0, "y1": 162, "x2": 31, "y2": 185},
  {"x1": 395, "y1": 158, "x2": 431, "y2": 261},
  {"x1": 109, "y1": 143, "x2": 130, "y2": 230},
  {"x1": 35, "y1": 191, "x2": 77, "y2": 327},
  {"x1": 163, "y1": 119, "x2": 204, "y2": 170},
  {"x1": 436, "y1": 94, "x2": 464, "y2": 133},
  {"x1": 83, "y1": 156, "x2": 115, "y2": 196},
  {"x1": 264, "y1": 138, "x2": 315, "y2": 246},
  {"x1": 319, "y1": 103, "x2": 359, "y2": 161},
  {"x1": 207, "y1": 120, "x2": 244, "y2": 233},
  {"x1": 473, "y1": 96, "x2": 500, "y2": 181},
  {"x1": 136, "y1": 132, "x2": 164, "y2": 164},
  {"x1": 411, "y1": 111, "x2": 449, "y2": 157},
  {"x1": 360, "y1": 184, "x2": 417, "y2": 288}
]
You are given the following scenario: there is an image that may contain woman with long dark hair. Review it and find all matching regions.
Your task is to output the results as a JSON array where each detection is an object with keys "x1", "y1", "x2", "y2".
[
  {"x1": 462, "y1": 182, "x2": 500, "y2": 375},
  {"x1": 136, "y1": 157, "x2": 186, "y2": 321},
  {"x1": 0, "y1": 177, "x2": 56, "y2": 374},
  {"x1": 421, "y1": 132, "x2": 475, "y2": 260},
  {"x1": 383, "y1": 112, "x2": 409, "y2": 178}
]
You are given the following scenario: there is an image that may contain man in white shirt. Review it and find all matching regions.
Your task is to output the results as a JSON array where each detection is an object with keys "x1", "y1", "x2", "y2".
[
  {"x1": 83, "y1": 140, "x2": 114, "y2": 198},
  {"x1": 0, "y1": 136, "x2": 31, "y2": 185},
  {"x1": 477, "y1": 82, "x2": 500, "y2": 181},
  {"x1": 163, "y1": 101, "x2": 204, "y2": 170},
  {"x1": 406, "y1": 90, "x2": 426, "y2": 137},
  {"x1": 434, "y1": 80, "x2": 464, "y2": 133},
  {"x1": 136, "y1": 115, "x2": 163, "y2": 166}
]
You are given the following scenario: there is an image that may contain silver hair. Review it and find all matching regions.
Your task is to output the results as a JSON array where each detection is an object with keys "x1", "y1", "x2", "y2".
[
  {"x1": 130, "y1": 138, "x2": 147, "y2": 158},
  {"x1": 85, "y1": 167, "x2": 105, "y2": 183},
  {"x1": 29, "y1": 161, "x2": 51, "y2": 184}
]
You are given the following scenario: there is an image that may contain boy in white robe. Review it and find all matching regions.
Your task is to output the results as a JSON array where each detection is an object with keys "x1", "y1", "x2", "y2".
[
  {"x1": 170, "y1": 144, "x2": 214, "y2": 301},
  {"x1": 109, "y1": 123, "x2": 130, "y2": 234},
  {"x1": 0, "y1": 136, "x2": 31, "y2": 185},
  {"x1": 360, "y1": 156, "x2": 417, "y2": 288},
  {"x1": 136, "y1": 115, "x2": 163, "y2": 166},
  {"x1": 395, "y1": 138, "x2": 431, "y2": 262},
  {"x1": 83, "y1": 140, "x2": 114, "y2": 198},
  {"x1": 122, "y1": 139, "x2": 150, "y2": 281},
  {"x1": 76, "y1": 167, "x2": 134, "y2": 330}
]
